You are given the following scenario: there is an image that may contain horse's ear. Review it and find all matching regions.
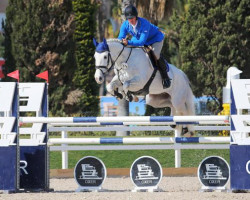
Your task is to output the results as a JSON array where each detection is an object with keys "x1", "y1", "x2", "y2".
[
  {"x1": 103, "y1": 38, "x2": 107, "y2": 46},
  {"x1": 93, "y1": 38, "x2": 98, "y2": 47},
  {"x1": 103, "y1": 38, "x2": 109, "y2": 51}
]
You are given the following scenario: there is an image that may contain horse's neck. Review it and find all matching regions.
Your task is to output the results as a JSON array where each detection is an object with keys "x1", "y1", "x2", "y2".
[
  {"x1": 108, "y1": 42, "x2": 152, "y2": 78},
  {"x1": 108, "y1": 42, "x2": 129, "y2": 62},
  {"x1": 109, "y1": 44, "x2": 145, "y2": 65}
]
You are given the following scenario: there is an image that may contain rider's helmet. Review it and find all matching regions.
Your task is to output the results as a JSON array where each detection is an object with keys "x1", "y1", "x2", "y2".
[{"x1": 124, "y1": 5, "x2": 138, "y2": 20}]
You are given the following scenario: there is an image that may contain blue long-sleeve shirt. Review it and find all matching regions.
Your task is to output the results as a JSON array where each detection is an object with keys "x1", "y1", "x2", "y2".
[{"x1": 118, "y1": 17, "x2": 164, "y2": 46}]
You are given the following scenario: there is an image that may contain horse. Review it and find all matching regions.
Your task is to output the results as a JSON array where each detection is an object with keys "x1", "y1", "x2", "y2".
[{"x1": 93, "y1": 38, "x2": 195, "y2": 135}]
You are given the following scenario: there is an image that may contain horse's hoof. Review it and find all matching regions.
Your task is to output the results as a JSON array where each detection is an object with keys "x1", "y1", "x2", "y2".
[
  {"x1": 182, "y1": 127, "x2": 188, "y2": 135},
  {"x1": 170, "y1": 125, "x2": 176, "y2": 129},
  {"x1": 183, "y1": 133, "x2": 191, "y2": 137},
  {"x1": 114, "y1": 92, "x2": 123, "y2": 99},
  {"x1": 183, "y1": 131, "x2": 194, "y2": 137}
]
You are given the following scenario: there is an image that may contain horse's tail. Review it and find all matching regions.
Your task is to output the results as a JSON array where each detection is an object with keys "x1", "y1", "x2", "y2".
[{"x1": 183, "y1": 73, "x2": 195, "y2": 116}]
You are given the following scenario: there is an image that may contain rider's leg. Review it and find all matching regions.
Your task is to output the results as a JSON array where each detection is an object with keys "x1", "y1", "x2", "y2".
[
  {"x1": 158, "y1": 56, "x2": 171, "y2": 88},
  {"x1": 152, "y1": 41, "x2": 171, "y2": 89}
]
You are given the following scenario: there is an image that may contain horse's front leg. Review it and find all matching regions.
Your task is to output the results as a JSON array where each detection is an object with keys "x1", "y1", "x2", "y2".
[
  {"x1": 123, "y1": 78, "x2": 139, "y2": 102},
  {"x1": 106, "y1": 75, "x2": 124, "y2": 99}
]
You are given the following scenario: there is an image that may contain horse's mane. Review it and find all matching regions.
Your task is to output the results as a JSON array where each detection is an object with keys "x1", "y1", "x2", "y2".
[
  {"x1": 107, "y1": 38, "x2": 122, "y2": 44},
  {"x1": 107, "y1": 38, "x2": 144, "y2": 49}
]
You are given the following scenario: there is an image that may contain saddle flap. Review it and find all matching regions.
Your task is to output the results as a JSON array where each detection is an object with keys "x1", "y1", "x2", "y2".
[{"x1": 143, "y1": 46, "x2": 158, "y2": 68}]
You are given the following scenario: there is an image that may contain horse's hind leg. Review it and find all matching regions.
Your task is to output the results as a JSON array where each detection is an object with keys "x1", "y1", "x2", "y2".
[
  {"x1": 170, "y1": 107, "x2": 177, "y2": 129},
  {"x1": 170, "y1": 107, "x2": 183, "y2": 135},
  {"x1": 184, "y1": 87, "x2": 195, "y2": 134},
  {"x1": 172, "y1": 99, "x2": 195, "y2": 136},
  {"x1": 145, "y1": 94, "x2": 178, "y2": 133}
]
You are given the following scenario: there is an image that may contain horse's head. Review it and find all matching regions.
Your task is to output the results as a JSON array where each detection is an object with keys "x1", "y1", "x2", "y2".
[{"x1": 93, "y1": 38, "x2": 111, "y2": 84}]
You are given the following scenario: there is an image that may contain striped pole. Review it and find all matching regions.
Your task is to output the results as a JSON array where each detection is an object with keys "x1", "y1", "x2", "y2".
[
  {"x1": 20, "y1": 115, "x2": 229, "y2": 124},
  {"x1": 48, "y1": 137, "x2": 230, "y2": 145},
  {"x1": 49, "y1": 120, "x2": 229, "y2": 126}
]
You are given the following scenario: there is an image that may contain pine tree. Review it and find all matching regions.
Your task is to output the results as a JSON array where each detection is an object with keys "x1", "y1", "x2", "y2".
[
  {"x1": 0, "y1": 33, "x2": 4, "y2": 58},
  {"x1": 3, "y1": 0, "x2": 76, "y2": 116},
  {"x1": 72, "y1": 0, "x2": 99, "y2": 116},
  {"x1": 177, "y1": 0, "x2": 250, "y2": 112}
]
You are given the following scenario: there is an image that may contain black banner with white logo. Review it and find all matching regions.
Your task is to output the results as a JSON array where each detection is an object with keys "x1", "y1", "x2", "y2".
[
  {"x1": 198, "y1": 156, "x2": 229, "y2": 189},
  {"x1": 74, "y1": 156, "x2": 106, "y2": 189},
  {"x1": 130, "y1": 156, "x2": 162, "y2": 188}
]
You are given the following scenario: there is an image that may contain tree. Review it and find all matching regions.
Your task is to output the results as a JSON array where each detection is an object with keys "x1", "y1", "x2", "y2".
[
  {"x1": 3, "y1": 0, "x2": 76, "y2": 116},
  {"x1": 0, "y1": 33, "x2": 4, "y2": 58},
  {"x1": 72, "y1": 0, "x2": 99, "y2": 116},
  {"x1": 178, "y1": 0, "x2": 250, "y2": 113}
]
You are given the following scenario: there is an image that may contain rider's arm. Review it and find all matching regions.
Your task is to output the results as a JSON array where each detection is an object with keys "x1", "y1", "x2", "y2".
[
  {"x1": 127, "y1": 21, "x2": 150, "y2": 46},
  {"x1": 118, "y1": 22, "x2": 128, "y2": 40}
]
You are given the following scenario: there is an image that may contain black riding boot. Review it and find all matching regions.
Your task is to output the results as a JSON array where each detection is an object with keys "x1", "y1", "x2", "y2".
[{"x1": 157, "y1": 56, "x2": 171, "y2": 88}]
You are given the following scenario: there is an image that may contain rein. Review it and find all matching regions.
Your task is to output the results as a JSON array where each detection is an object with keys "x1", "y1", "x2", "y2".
[{"x1": 96, "y1": 43, "x2": 159, "y2": 100}]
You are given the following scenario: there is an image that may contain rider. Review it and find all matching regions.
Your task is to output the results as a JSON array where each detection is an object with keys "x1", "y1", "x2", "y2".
[{"x1": 118, "y1": 5, "x2": 171, "y2": 88}]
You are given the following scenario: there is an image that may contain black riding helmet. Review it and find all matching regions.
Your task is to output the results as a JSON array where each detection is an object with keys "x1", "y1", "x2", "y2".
[{"x1": 124, "y1": 5, "x2": 138, "y2": 20}]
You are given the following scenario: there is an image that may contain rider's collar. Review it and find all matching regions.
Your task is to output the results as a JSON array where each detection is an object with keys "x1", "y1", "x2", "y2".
[
  {"x1": 128, "y1": 18, "x2": 141, "y2": 33},
  {"x1": 131, "y1": 20, "x2": 138, "y2": 29}
]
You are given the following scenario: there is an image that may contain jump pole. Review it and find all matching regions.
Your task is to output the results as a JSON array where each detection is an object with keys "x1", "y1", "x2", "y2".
[
  {"x1": 20, "y1": 115, "x2": 229, "y2": 124},
  {"x1": 48, "y1": 136, "x2": 230, "y2": 145}
]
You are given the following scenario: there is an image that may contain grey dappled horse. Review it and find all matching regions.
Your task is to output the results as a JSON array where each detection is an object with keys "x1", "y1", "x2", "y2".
[{"x1": 93, "y1": 38, "x2": 195, "y2": 134}]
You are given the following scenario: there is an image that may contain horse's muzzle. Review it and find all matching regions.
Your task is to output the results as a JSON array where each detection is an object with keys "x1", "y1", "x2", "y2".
[
  {"x1": 95, "y1": 76, "x2": 103, "y2": 84},
  {"x1": 94, "y1": 68, "x2": 105, "y2": 84}
]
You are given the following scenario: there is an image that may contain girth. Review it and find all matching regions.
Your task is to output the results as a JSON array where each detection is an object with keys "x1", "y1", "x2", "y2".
[{"x1": 128, "y1": 68, "x2": 157, "y2": 96}]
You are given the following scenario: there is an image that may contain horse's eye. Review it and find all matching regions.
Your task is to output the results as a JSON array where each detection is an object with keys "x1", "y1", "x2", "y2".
[{"x1": 104, "y1": 56, "x2": 107, "y2": 59}]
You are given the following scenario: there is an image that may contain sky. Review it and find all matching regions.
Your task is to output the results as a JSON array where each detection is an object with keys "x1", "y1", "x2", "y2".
[
  {"x1": 100, "y1": 96, "x2": 214, "y2": 116},
  {"x1": 0, "y1": 13, "x2": 6, "y2": 31},
  {"x1": 100, "y1": 96, "x2": 146, "y2": 116}
]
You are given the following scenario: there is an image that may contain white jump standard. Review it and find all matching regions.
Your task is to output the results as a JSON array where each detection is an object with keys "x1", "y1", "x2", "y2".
[
  {"x1": 0, "y1": 83, "x2": 50, "y2": 193},
  {"x1": 0, "y1": 82, "x2": 18, "y2": 193}
]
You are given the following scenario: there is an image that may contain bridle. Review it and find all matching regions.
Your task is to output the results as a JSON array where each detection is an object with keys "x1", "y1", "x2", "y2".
[{"x1": 95, "y1": 45, "x2": 125, "y2": 76}]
